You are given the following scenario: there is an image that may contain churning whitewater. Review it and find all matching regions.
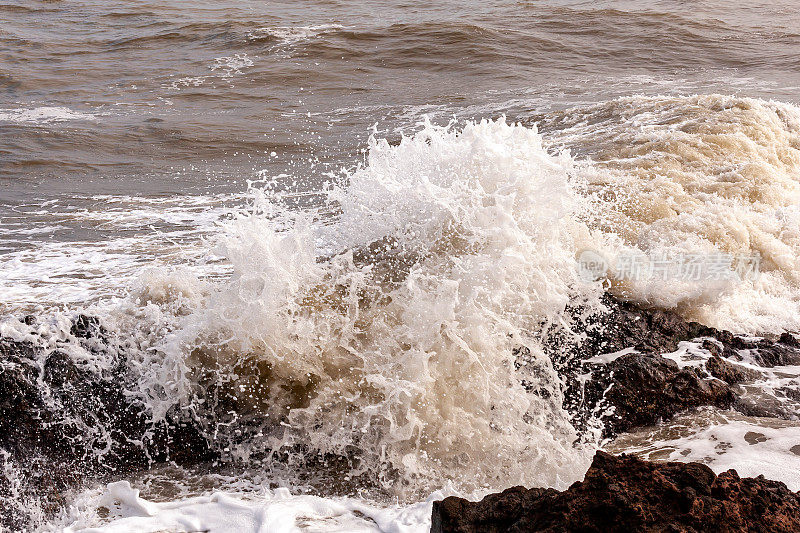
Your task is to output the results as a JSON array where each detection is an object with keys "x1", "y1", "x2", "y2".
[
  {"x1": 81, "y1": 117, "x2": 603, "y2": 494},
  {"x1": 5, "y1": 0, "x2": 800, "y2": 529},
  {"x1": 85, "y1": 100, "x2": 800, "y2": 492},
  {"x1": 4, "y1": 96, "x2": 800, "y2": 531}
]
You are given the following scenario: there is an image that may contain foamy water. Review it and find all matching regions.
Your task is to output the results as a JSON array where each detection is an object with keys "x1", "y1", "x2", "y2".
[
  {"x1": 546, "y1": 94, "x2": 800, "y2": 333},
  {"x1": 0, "y1": 107, "x2": 99, "y2": 125},
  {"x1": 14, "y1": 112, "x2": 794, "y2": 531},
  {"x1": 2, "y1": 1, "x2": 800, "y2": 531},
  {"x1": 59, "y1": 481, "x2": 445, "y2": 533},
  {"x1": 71, "y1": 119, "x2": 600, "y2": 499},
  {"x1": 608, "y1": 408, "x2": 800, "y2": 491}
]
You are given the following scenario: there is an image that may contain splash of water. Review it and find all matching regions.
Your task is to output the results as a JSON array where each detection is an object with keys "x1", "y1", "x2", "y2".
[
  {"x1": 118, "y1": 100, "x2": 800, "y2": 494},
  {"x1": 123, "y1": 118, "x2": 603, "y2": 495}
]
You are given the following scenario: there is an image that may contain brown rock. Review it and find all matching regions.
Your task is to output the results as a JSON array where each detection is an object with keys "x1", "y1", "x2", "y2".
[
  {"x1": 548, "y1": 294, "x2": 799, "y2": 438},
  {"x1": 706, "y1": 355, "x2": 761, "y2": 384},
  {"x1": 432, "y1": 451, "x2": 800, "y2": 532},
  {"x1": 585, "y1": 353, "x2": 734, "y2": 438}
]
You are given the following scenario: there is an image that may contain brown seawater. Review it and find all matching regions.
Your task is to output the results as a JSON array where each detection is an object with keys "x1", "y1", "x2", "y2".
[{"x1": 1, "y1": 1, "x2": 800, "y2": 531}]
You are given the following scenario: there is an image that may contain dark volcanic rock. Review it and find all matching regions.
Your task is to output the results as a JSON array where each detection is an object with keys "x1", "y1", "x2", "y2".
[
  {"x1": 0, "y1": 318, "x2": 215, "y2": 529},
  {"x1": 0, "y1": 335, "x2": 213, "y2": 470},
  {"x1": 548, "y1": 294, "x2": 800, "y2": 439},
  {"x1": 551, "y1": 294, "x2": 800, "y2": 369},
  {"x1": 705, "y1": 354, "x2": 760, "y2": 384},
  {"x1": 545, "y1": 294, "x2": 714, "y2": 365},
  {"x1": 432, "y1": 451, "x2": 800, "y2": 533},
  {"x1": 69, "y1": 313, "x2": 105, "y2": 339},
  {"x1": 585, "y1": 353, "x2": 734, "y2": 437}
]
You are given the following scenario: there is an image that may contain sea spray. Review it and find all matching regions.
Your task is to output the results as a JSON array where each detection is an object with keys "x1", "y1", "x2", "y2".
[
  {"x1": 116, "y1": 104, "x2": 800, "y2": 494},
  {"x1": 6, "y1": 99, "x2": 800, "y2": 530},
  {"x1": 118, "y1": 118, "x2": 605, "y2": 495}
]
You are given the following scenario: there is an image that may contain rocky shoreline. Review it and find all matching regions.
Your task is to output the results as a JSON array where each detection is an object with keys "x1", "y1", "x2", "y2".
[
  {"x1": 2, "y1": 295, "x2": 799, "y2": 530},
  {"x1": 433, "y1": 294, "x2": 800, "y2": 532},
  {"x1": 432, "y1": 451, "x2": 800, "y2": 532},
  {"x1": 0, "y1": 316, "x2": 215, "y2": 528},
  {"x1": 547, "y1": 294, "x2": 800, "y2": 439}
]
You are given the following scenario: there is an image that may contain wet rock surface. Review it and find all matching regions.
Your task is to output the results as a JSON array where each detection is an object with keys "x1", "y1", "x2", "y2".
[
  {"x1": 705, "y1": 354, "x2": 760, "y2": 384},
  {"x1": 432, "y1": 451, "x2": 800, "y2": 533},
  {"x1": 584, "y1": 353, "x2": 735, "y2": 437},
  {"x1": 556, "y1": 294, "x2": 800, "y2": 367},
  {"x1": 0, "y1": 317, "x2": 214, "y2": 529},
  {"x1": 3, "y1": 296, "x2": 799, "y2": 529},
  {"x1": 550, "y1": 294, "x2": 800, "y2": 438}
]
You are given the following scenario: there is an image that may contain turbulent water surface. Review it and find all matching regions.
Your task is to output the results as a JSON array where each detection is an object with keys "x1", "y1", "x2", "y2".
[{"x1": 1, "y1": 0, "x2": 800, "y2": 531}]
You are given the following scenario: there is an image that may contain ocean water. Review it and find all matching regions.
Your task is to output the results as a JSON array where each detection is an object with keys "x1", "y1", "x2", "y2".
[{"x1": 1, "y1": 1, "x2": 800, "y2": 531}]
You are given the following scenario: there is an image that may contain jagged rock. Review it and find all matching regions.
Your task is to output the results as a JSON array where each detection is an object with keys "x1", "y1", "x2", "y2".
[
  {"x1": 0, "y1": 318, "x2": 215, "y2": 529},
  {"x1": 706, "y1": 354, "x2": 760, "y2": 384},
  {"x1": 432, "y1": 451, "x2": 800, "y2": 533},
  {"x1": 585, "y1": 353, "x2": 734, "y2": 437},
  {"x1": 548, "y1": 294, "x2": 800, "y2": 369},
  {"x1": 69, "y1": 313, "x2": 104, "y2": 339},
  {"x1": 0, "y1": 335, "x2": 214, "y2": 470},
  {"x1": 549, "y1": 294, "x2": 799, "y2": 438},
  {"x1": 545, "y1": 294, "x2": 715, "y2": 365}
]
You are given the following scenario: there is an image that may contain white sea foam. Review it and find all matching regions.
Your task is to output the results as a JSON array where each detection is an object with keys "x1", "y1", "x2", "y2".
[
  {"x1": 0, "y1": 194, "x2": 238, "y2": 311},
  {"x1": 247, "y1": 24, "x2": 344, "y2": 45},
  {"x1": 0, "y1": 106, "x2": 98, "y2": 124},
  {"x1": 119, "y1": 117, "x2": 602, "y2": 496},
  {"x1": 60, "y1": 481, "x2": 447, "y2": 533},
  {"x1": 167, "y1": 55, "x2": 253, "y2": 90},
  {"x1": 586, "y1": 346, "x2": 638, "y2": 364},
  {"x1": 545, "y1": 94, "x2": 800, "y2": 333},
  {"x1": 607, "y1": 408, "x2": 800, "y2": 491},
  {"x1": 211, "y1": 54, "x2": 254, "y2": 77}
]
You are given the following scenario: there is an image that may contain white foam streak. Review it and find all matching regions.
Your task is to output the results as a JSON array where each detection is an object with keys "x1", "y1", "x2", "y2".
[
  {"x1": 247, "y1": 24, "x2": 344, "y2": 45},
  {"x1": 62, "y1": 482, "x2": 447, "y2": 533},
  {"x1": 0, "y1": 106, "x2": 98, "y2": 124}
]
